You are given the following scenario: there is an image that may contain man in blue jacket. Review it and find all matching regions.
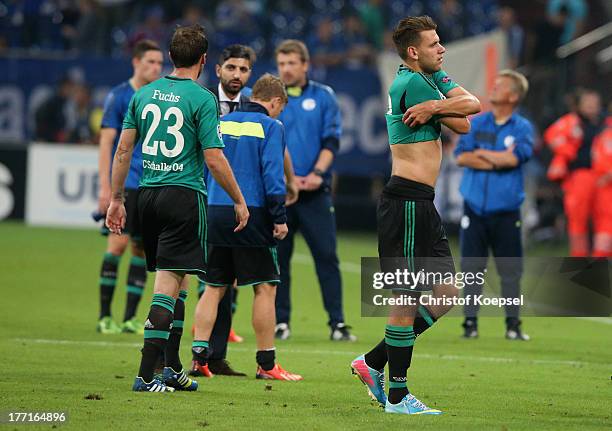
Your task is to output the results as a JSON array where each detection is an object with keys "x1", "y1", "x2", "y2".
[
  {"x1": 454, "y1": 70, "x2": 534, "y2": 340},
  {"x1": 274, "y1": 39, "x2": 355, "y2": 341},
  {"x1": 191, "y1": 74, "x2": 302, "y2": 380}
]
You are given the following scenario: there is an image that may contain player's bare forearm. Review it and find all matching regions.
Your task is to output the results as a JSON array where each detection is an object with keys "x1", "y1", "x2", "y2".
[
  {"x1": 204, "y1": 148, "x2": 246, "y2": 205},
  {"x1": 440, "y1": 116, "x2": 471, "y2": 134},
  {"x1": 98, "y1": 128, "x2": 117, "y2": 188},
  {"x1": 110, "y1": 129, "x2": 137, "y2": 200},
  {"x1": 456, "y1": 152, "x2": 494, "y2": 170},
  {"x1": 440, "y1": 86, "x2": 482, "y2": 116},
  {"x1": 432, "y1": 94, "x2": 481, "y2": 117},
  {"x1": 403, "y1": 87, "x2": 481, "y2": 127},
  {"x1": 314, "y1": 148, "x2": 334, "y2": 173},
  {"x1": 476, "y1": 149, "x2": 519, "y2": 168}
]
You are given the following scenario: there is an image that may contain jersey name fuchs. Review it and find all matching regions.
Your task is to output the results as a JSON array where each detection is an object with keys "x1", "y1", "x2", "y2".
[{"x1": 152, "y1": 89, "x2": 181, "y2": 103}]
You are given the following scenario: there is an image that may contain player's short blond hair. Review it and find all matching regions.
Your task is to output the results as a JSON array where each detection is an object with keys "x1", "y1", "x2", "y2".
[
  {"x1": 498, "y1": 69, "x2": 529, "y2": 102},
  {"x1": 251, "y1": 73, "x2": 288, "y2": 104},
  {"x1": 275, "y1": 39, "x2": 310, "y2": 63}
]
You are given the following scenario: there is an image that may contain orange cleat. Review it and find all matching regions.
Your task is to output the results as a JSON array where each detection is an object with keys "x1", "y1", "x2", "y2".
[
  {"x1": 188, "y1": 360, "x2": 214, "y2": 378},
  {"x1": 228, "y1": 328, "x2": 244, "y2": 343},
  {"x1": 256, "y1": 364, "x2": 302, "y2": 381}
]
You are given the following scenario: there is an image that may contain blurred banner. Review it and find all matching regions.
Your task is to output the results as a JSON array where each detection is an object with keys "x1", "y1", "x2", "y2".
[
  {"x1": 0, "y1": 31, "x2": 507, "y2": 195},
  {"x1": 0, "y1": 58, "x2": 389, "y2": 176},
  {"x1": 26, "y1": 143, "x2": 98, "y2": 227},
  {"x1": 0, "y1": 146, "x2": 27, "y2": 221}
]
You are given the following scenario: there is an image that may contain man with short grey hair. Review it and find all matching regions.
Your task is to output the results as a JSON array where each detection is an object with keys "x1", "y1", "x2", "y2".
[{"x1": 454, "y1": 69, "x2": 534, "y2": 340}]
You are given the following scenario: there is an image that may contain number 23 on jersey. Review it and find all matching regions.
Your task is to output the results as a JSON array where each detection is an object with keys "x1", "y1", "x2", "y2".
[{"x1": 141, "y1": 103, "x2": 185, "y2": 158}]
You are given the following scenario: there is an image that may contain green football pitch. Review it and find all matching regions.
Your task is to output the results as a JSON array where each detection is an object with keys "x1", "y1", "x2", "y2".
[{"x1": 0, "y1": 222, "x2": 610, "y2": 430}]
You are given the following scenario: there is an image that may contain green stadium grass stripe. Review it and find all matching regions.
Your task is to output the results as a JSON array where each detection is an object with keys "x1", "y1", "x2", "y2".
[
  {"x1": 291, "y1": 252, "x2": 362, "y2": 273},
  {"x1": 12, "y1": 338, "x2": 609, "y2": 368}
]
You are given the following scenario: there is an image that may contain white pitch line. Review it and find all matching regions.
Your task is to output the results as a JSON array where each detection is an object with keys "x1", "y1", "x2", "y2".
[
  {"x1": 294, "y1": 254, "x2": 612, "y2": 326},
  {"x1": 12, "y1": 338, "x2": 608, "y2": 368},
  {"x1": 292, "y1": 252, "x2": 361, "y2": 274},
  {"x1": 575, "y1": 317, "x2": 612, "y2": 325}
]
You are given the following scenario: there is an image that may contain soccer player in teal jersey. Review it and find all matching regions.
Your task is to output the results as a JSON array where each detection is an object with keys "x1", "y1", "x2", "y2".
[
  {"x1": 106, "y1": 24, "x2": 249, "y2": 393},
  {"x1": 96, "y1": 40, "x2": 163, "y2": 336},
  {"x1": 350, "y1": 16, "x2": 481, "y2": 414}
]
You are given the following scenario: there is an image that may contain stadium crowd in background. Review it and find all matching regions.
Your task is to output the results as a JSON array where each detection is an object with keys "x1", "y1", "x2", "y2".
[
  {"x1": 6, "y1": 0, "x2": 611, "y2": 253},
  {"x1": 0, "y1": 0, "x2": 499, "y2": 59}
]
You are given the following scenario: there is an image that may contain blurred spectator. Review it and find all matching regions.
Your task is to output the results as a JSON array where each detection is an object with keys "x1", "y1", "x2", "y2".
[
  {"x1": 433, "y1": 0, "x2": 464, "y2": 43},
  {"x1": 212, "y1": 0, "x2": 263, "y2": 52},
  {"x1": 35, "y1": 77, "x2": 75, "y2": 143},
  {"x1": 498, "y1": 6, "x2": 524, "y2": 69},
  {"x1": 342, "y1": 12, "x2": 375, "y2": 67},
  {"x1": 68, "y1": 83, "x2": 97, "y2": 144},
  {"x1": 547, "y1": 0, "x2": 587, "y2": 44},
  {"x1": 544, "y1": 89, "x2": 606, "y2": 256},
  {"x1": 67, "y1": 0, "x2": 106, "y2": 55},
  {"x1": 128, "y1": 5, "x2": 168, "y2": 50},
  {"x1": 358, "y1": 0, "x2": 386, "y2": 50},
  {"x1": 307, "y1": 17, "x2": 345, "y2": 68},
  {"x1": 532, "y1": 5, "x2": 568, "y2": 63},
  {"x1": 267, "y1": 0, "x2": 308, "y2": 56}
]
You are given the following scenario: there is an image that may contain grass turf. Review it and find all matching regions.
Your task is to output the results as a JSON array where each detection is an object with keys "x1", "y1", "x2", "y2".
[{"x1": 0, "y1": 221, "x2": 610, "y2": 430}]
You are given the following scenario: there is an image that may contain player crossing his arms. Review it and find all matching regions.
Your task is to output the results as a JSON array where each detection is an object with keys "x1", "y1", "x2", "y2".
[
  {"x1": 191, "y1": 74, "x2": 302, "y2": 381},
  {"x1": 350, "y1": 16, "x2": 480, "y2": 414},
  {"x1": 106, "y1": 24, "x2": 249, "y2": 392},
  {"x1": 96, "y1": 40, "x2": 163, "y2": 335}
]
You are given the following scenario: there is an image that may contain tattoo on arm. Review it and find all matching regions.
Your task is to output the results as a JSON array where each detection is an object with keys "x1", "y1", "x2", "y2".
[{"x1": 116, "y1": 145, "x2": 129, "y2": 163}]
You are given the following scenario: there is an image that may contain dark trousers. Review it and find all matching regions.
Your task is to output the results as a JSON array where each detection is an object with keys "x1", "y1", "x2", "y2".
[
  {"x1": 460, "y1": 203, "x2": 523, "y2": 319},
  {"x1": 209, "y1": 287, "x2": 233, "y2": 360},
  {"x1": 276, "y1": 190, "x2": 344, "y2": 327}
]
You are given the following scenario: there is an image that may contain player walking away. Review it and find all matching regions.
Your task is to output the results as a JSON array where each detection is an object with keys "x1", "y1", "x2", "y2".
[
  {"x1": 106, "y1": 24, "x2": 249, "y2": 393},
  {"x1": 544, "y1": 89, "x2": 607, "y2": 256},
  {"x1": 274, "y1": 39, "x2": 355, "y2": 342},
  {"x1": 191, "y1": 74, "x2": 302, "y2": 381},
  {"x1": 454, "y1": 70, "x2": 534, "y2": 340},
  {"x1": 96, "y1": 40, "x2": 163, "y2": 335},
  {"x1": 350, "y1": 16, "x2": 480, "y2": 415},
  {"x1": 193, "y1": 45, "x2": 257, "y2": 376}
]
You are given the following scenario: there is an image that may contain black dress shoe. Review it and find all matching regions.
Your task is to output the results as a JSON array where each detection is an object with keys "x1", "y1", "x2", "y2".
[{"x1": 208, "y1": 359, "x2": 247, "y2": 376}]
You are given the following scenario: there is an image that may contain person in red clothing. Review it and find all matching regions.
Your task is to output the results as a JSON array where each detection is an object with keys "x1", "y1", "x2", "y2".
[
  {"x1": 592, "y1": 120, "x2": 612, "y2": 256},
  {"x1": 544, "y1": 90, "x2": 606, "y2": 256}
]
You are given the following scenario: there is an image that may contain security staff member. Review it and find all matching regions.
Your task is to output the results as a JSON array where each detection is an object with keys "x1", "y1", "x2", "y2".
[
  {"x1": 454, "y1": 70, "x2": 534, "y2": 340},
  {"x1": 544, "y1": 90, "x2": 607, "y2": 256}
]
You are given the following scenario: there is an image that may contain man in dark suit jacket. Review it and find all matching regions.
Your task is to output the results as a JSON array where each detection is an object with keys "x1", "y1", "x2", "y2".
[
  {"x1": 190, "y1": 44, "x2": 256, "y2": 378},
  {"x1": 210, "y1": 44, "x2": 255, "y2": 115}
]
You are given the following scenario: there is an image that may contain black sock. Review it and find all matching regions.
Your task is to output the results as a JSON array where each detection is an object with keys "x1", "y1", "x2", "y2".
[
  {"x1": 123, "y1": 256, "x2": 147, "y2": 321},
  {"x1": 138, "y1": 294, "x2": 175, "y2": 382},
  {"x1": 192, "y1": 340, "x2": 209, "y2": 365},
  {"x1": 413, "y1": 305, "x2": 437, "y2": 337},
  {"x1": 165, "y1": 290, "x2": 187, "y2": 371},
  {"x1": 364, "y1": 339, "x2": 387, "y2": 371},
  {"x1": 99, "y1": 252, "x2": 120, "y2": 319},
  {"x1": 256, "y1": 348, "x2": 276, "y2": 371},
  {"x1": 197, "y1": 279, "x2": 205, "y2": 299},
  {"x1": 385, "y1": 325, "x2": 415, "y2": 404}
]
